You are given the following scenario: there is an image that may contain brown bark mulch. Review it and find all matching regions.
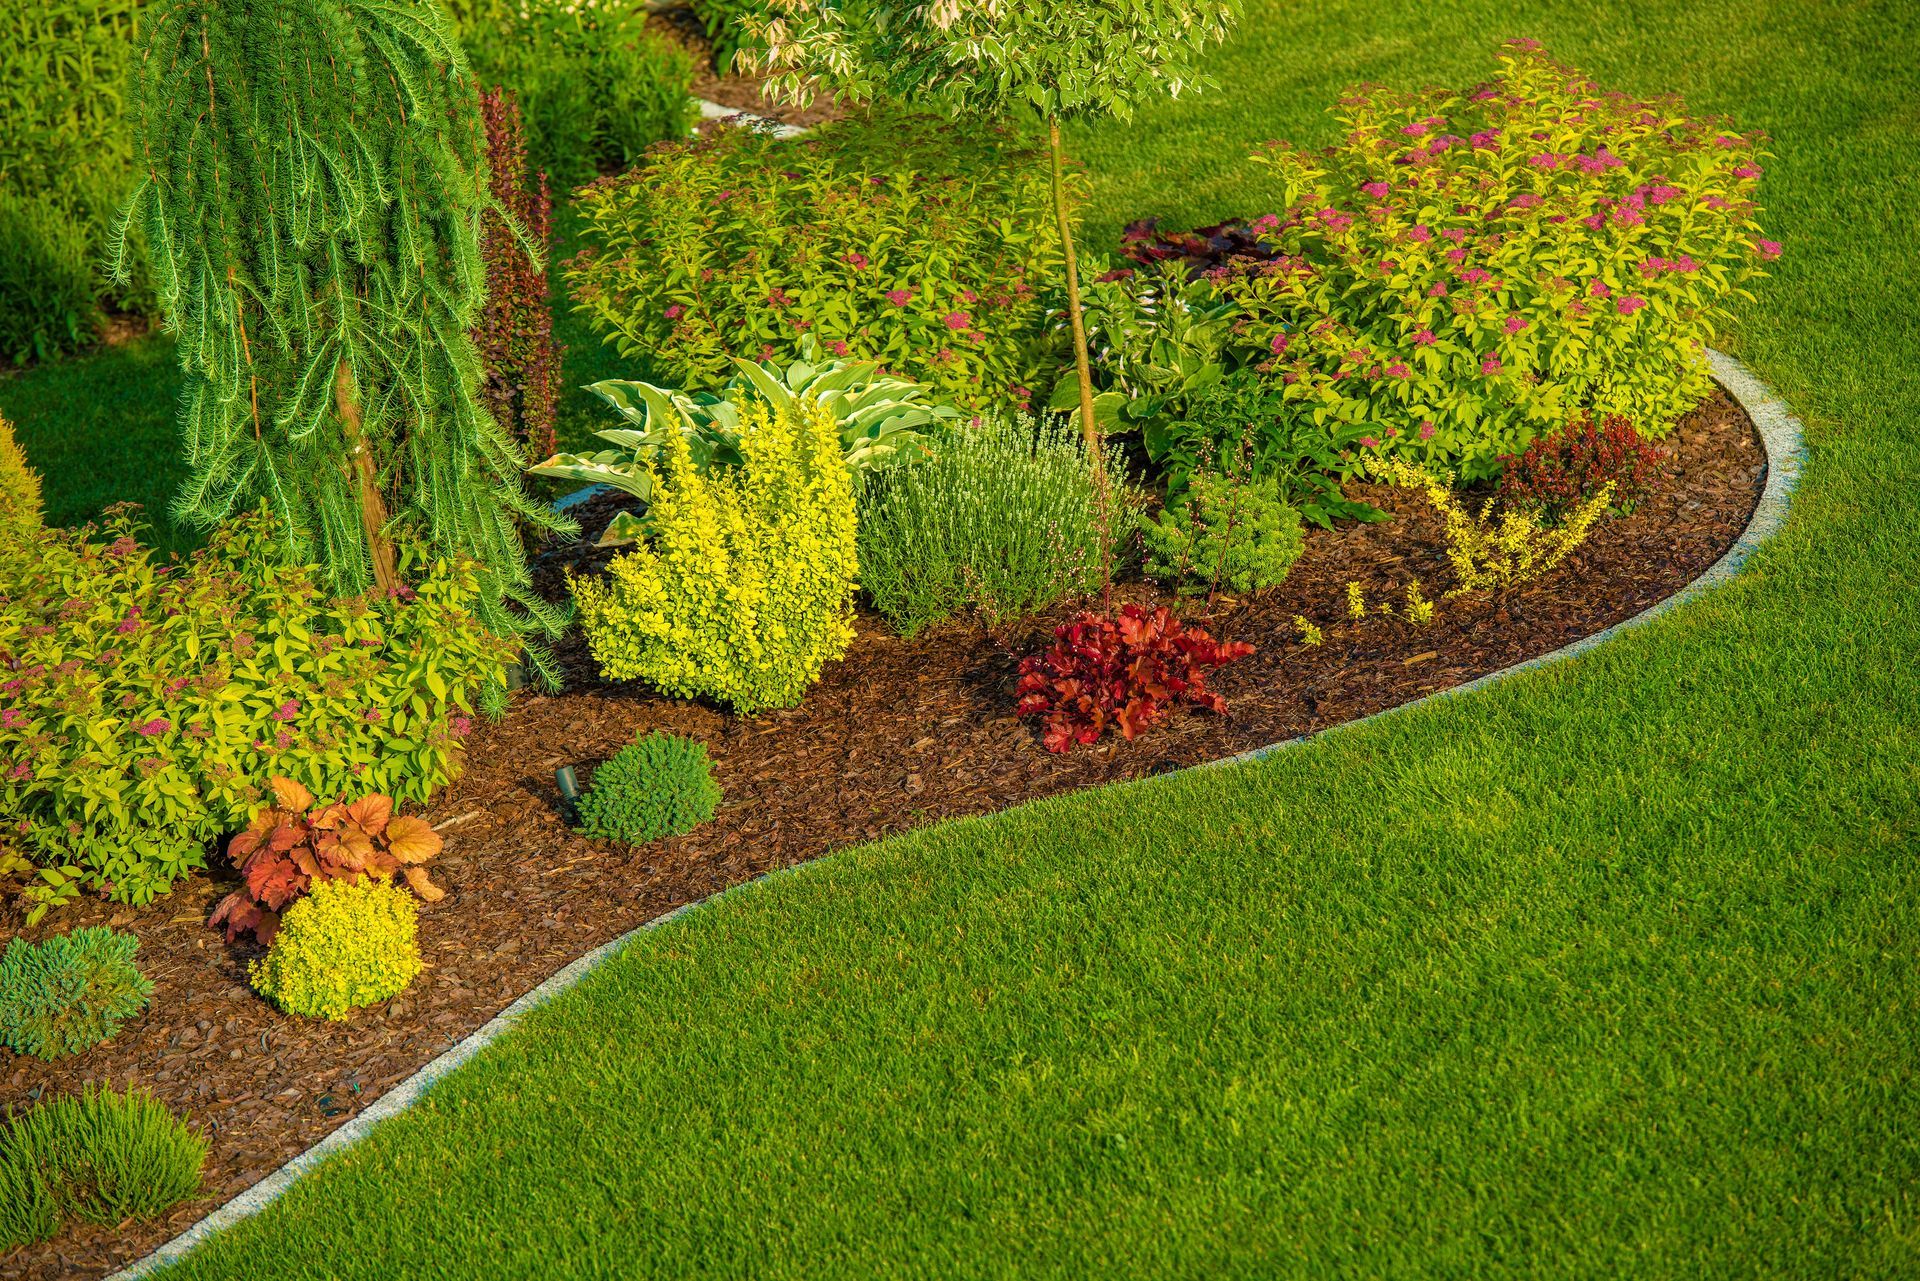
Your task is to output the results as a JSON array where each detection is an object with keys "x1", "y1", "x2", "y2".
[{"x1": 0, "y1": 389, "x2": 1765, "y2": 1280}]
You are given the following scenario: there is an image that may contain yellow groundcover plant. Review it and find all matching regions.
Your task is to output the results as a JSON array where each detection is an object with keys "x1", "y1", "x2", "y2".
[
  {"x1": 571, "y1": 397, "x2": 859, "y2": 713},
  {"x1": 1371, "y1": 458, "x2": 1613, "y2": 595}
]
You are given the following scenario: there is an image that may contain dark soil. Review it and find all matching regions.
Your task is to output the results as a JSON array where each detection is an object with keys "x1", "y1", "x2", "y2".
[{"x1": 0, "y1": 389, "x2": 1765, "y2": 1280}]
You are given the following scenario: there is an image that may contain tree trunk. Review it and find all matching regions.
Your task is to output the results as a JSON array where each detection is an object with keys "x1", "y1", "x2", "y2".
[
  {"x1": 1048, "y1": 118, "x2": 1112, "y2": 606},
  {"x1": 333, "y1": 358, "x2": 398, "y2": 593}
]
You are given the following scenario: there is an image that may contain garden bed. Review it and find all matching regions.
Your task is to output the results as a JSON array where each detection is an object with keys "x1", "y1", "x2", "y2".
[{"x1": 0, "y1": 386, "x2": 1764, "y2": 1281}]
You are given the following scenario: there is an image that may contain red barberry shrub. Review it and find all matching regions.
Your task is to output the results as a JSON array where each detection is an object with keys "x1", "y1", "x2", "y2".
[
  {"x1": 1016, "y1": 605, "x2": 1254, "y2": 753},
  {"x1": 475, "y1": 87, "x2": 560, "y2": 461},
  {"x1": 210, "y1": 777, "x2": 445, "y2": 945},
  {"x1": 1497, "y1": 413, "x2": 1666, "y2": 521}
]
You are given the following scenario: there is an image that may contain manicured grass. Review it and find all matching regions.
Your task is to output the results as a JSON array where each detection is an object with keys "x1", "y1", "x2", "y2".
[{"x1": 54, "y1": 0, "x2": 1920, "y2": 1275}]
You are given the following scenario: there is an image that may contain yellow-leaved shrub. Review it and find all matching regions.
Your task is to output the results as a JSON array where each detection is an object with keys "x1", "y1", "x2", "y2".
[
  {"x1": 248, "y1": 876, "x2": 421, "y2": 1021},
  {"x1": 1371, "y1": 458, "x2": 1612, "y2": 594},
  {"x1": 0, "y1": 415, "x2": 42, "y2": 537},
  {"x1": 571, "y1": 398, "x2": 858, "y2": 713}
]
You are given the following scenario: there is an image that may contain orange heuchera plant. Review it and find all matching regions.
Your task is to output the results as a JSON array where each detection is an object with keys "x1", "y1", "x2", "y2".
[{"x1": 209, "y1": 777, "x2": 444, "y2": 944}]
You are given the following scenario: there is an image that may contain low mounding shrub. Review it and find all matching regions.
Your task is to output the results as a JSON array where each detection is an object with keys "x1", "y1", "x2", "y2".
[
  {"x1": 1017, "y1": 605, "x2": 1254, "y2": 753},
  {"x1": 211, "y1": 777, "x2": 446, "y2": 945},
  {"x1": 450, "y1": 0, "x2": 698, "y2": 190},
  {"x1": 572, "y1": 398, "x2": 858, "y2": 713},
  {"x1": 0, "y1": 1085, "x2": 206, "y2": 1250},
  {"x1": 567, "y1": 114, "x2": 1073, "y2": 413},
  {"x1": 1140, "y1": 471, "x2": 1305, "y2": 597},
  {"x1": 0, "y1": 927, "x2": 153, "y2": 1061},
  {"x1": 0, "y1": 504, "x2": 513, "y2": 922},
  {"x1": 0, "y1": 414, "x2": 42, "y2": 534},
  {"x1": 249, "y1": 876, "x2": 422, "y2": 1021},
  {"x1": 476, "y1": 88, "x2": 561, "y2": 461},
  {"x1": 576, "y1": 731, "x2": 722, "y2": 843},
  {"x1": 1498, "y1": 412, "x2": 1666, "y2": 521},
  {"x1": 1127, "y1": 40, "x2": 1777, "y2": 478},
  {"x1": 855, "y1": 417, "x2": 1122, "y2": 637}
]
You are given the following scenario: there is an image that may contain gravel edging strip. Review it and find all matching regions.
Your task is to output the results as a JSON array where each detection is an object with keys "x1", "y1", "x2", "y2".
[{"x1": 107, "y1": 348, "x2": 1803, "y2": 1280}]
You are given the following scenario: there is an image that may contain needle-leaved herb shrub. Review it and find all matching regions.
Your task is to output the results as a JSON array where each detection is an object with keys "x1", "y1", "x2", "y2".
[
  {"x1": 1139, "y1": 471, "x2": 1305, "y2": 597},
  {"x1": 449, "y1": 0, "x2": 698, "y2": 190},
  {"x1": 0, "y1": 1085, "x2": 205, "y2": 1251},
  {"x1": 855, "y1": 416, "x2": 1122, "y2": 637},
  {"x1": 0, "y1": 506, "x2": 512, "y2": 922},
  {"x1": 0, "y1": 928, "x2": 153, "y2": 1061},
  {"x1": 571, "y1": 398, "x2": 858, "y2": 713},
  {"x1": 249, "y1": 875, "x2": 422, "y2": 1020},
  {"x1": 575, "y1": 731, "x2": 722, "y2": 844},
  {"x1": 566, "y1": 114, "x2": 1072, "y2": 414}
]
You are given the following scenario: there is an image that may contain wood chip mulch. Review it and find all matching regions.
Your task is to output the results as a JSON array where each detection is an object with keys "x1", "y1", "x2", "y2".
[{"x1": 0, "y1": 389, "x2": 1764, "y2": 1280}]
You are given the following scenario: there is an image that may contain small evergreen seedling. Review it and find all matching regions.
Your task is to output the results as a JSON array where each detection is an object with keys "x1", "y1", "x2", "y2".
[
  {"x1": 575, "y1": 732, "x2": 721, "y2": 844},
  {"x1": 0, "y1": 928, "x2": 153, "y2": 1061},
  {"x1": 0, "y1": 1085, "x2": 205, "y2": 1249}
]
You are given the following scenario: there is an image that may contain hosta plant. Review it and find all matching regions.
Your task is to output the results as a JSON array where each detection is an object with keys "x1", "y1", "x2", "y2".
[
  {"x1": 0, "y1": 927, "x2": 153, "y2": 1061},
  {"x1": 249, "y1": 875, "x2": 421, "y2": 1020},
  {"x1": 209, "y1": 777, "x2": 445, "y2": 946},
  {"x1": 531, "y1": 340, "x2": 955, "y2": 546},
  {"x1": 1498, "y1": 412, "x2": 1666, "y2": 521},
  {"x1": 1017, "y1": 605, "x2": 1253, "y2": 753}
]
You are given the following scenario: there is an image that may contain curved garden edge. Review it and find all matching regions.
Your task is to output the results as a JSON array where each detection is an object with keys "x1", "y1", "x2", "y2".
[{"x1": 106, "y1": 347, "x2": 1806, "y2": 1281}]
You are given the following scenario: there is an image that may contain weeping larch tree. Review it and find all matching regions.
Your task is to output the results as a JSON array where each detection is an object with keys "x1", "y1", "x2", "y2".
[{"x1": 115, "y1": 0, "x2": 567, "y2": 652}]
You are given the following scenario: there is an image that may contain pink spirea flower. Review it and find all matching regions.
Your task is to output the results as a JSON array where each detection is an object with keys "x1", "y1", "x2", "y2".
[
  {"x1": 0, "y1": 709, "x2": 23, "y2": 729},
  {"x1": 1504, "y1": 315, "x2": 1527, "y2": 335},
  {"x1": 663, "y1": 305, "x2": 684, "y2": 321},
  {"x1": 1407, "y1": 225, "x2": 1433, "y2": 243},
  {"x1": 1529, "y1": 153, "x2": 1564, "y2": 169},
  {"x1": 1459, "y1": 268, "x2": 1490, "y2": 284},
  {"x1": 1253, "y1": 213, "x2": 1281, "y2": 232},
  {"x1": 1589, "y1": 279, "x2": 1611, "y2": 298},
  {"x1": 1359, "y1": 436, "x2": 1381, "y2": 448},
  {"x1": 1481, "y1": 353, "x2": 1503, "y2": 375},
  {"x1": 943, "y1": 311, "x2": 972, "y2": 331},
  {"x1": 845, "y1": 252, "x2": 869, "y2": 270},
  {"x1": 885, "y1": 288, "x2": 915, "y2": 307},
  {"x1": 1270, "y1": 333, "x2": 1291, "y2": 355},
  {"x1": 1413, "y1": 329, "x2": 1437, "y2": 346},
  {"x1": 1446, "y1": 248, "x2": 1469, "y2": 263},
  {"x1": 1428, "y1": 282, "x2": 1448, "y2": 297},
  {"x1": 1470, "y1": 130, "x2": 1500, "y2": 149},
  {"x1": 135, "y1": 718, "x2": 170, "y2": 737},
  {"x1": 1704, "y1": 195, "x2": 1731, "y2": 210},
  {"x1": 1508, "y1": 192, "x2": 1543, "y2": 210},
  {"x1": 271, "y1": 699, "x2": 300, "y2": 722},
  {"x1": 1385, "y1": 362, "x2": 1411, "y2": 378},
  {"x1": 451, "y1": 716, "x2": 473, "y2": 737},
  {"x1": 1732, "y1": 164, "x2": 1761, "y2": 179},
  {"x1": 7, "y1": 763, "x2": 28, "y2": 780},
  {"x1": 1361, "y1": 181, "x2": 1391, "y2": 199},
  {"x1": 1401, "y1": 121, "x2": 1431, "y2": 138},
  {"x1": 1616, "y1": 295, "x2": 1648, "y2": 315},
  {"x1": 1756, "y1": 238, "x2": 1783, "y2": 260},
  {"x1": 1418, "y1": 420, "x2": 1437, "y2": 440},
  {"x1": 827, "y1": 340, "x2": 850, "y2": 357}
]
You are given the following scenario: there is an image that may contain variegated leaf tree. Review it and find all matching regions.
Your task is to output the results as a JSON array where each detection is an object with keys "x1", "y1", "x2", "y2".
[
  {"x1": 115, "y1": 0, "x2": 568, "y2": 659},
  {"x1": 745, "y1": 0, "x2": 1242, "y2": 466}
]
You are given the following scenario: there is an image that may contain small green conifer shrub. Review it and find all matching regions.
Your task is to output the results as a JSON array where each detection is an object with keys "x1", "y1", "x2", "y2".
[
  {"x1": 576, "y1": 732, "x2": 722, "y2": 844},
  {"x1": 0, "y1": 928, "x2": 153, "y2": 1061},
  {"x1": 1139, "y1": 471, "x2": 1305, "y2": 596}
]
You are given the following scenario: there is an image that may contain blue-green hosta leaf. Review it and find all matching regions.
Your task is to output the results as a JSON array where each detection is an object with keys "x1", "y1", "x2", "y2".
[
  {"x1": 595, "y1": 510, "x2": 651, "y2": 548},
  {"x1": 525, "y1": 453, "x2": 656, "y2": 504}
]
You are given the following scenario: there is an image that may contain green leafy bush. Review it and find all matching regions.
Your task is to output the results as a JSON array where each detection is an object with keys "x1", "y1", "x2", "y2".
[
  {"x1": 1212, "y1": 40, "x2": 1776, "y2": 478},
  {"x1": 531, "y1": 339, "x2": 954, "y2": 546},
  {"x1": 855, "y1": 417, "x2": 1122, "y2": 637},
  {"x1": 576, "y1": 732, "x2": 722, "y2": 843},
  {"x1": 0, "y1": 928, "x2": 153, "y2": 1061},
  {"x1": 0, "y1": 0, "x2": 154, "y2": 364},
  {"x1": 250, "y1": 875, "x2": 422, "y2": 1020},
  {"x1": 0, "y1": 1085, "x2": 205, "y2": 1251},
  {"x1": 566, "y1": 114, "x2": 1072, "y2": 413},
  {"x1": 1140, "y1": 470, "x2": 1305, "y2": 597},
  {"x1": 572, "y1": 399, "x2": 858, "y2": 713},
  {"x1": 0, "y1": 507, "x2": 514, "y2": 921},
  {"x1": 450, "y1": 0, "x2": 698, "y2": 190}
]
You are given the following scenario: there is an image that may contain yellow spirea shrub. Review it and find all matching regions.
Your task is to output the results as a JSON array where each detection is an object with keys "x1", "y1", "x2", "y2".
[
  {"x1": 1371, "y1": 458, "x2": 1613, "y2": 594},
  {"x1": 571, "y1": 397, "x2": 858, "y2": 713},
  {"x1": 0, "y1": 415, "x2": 43, "y2": 537},
  {"x1": 248, "y1": 876, "x2": 421, "y2": 1021}
]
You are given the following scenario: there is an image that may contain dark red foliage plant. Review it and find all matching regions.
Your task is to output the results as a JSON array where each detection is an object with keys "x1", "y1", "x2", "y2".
[
  {"x1": 209, "y1": 777, "x2": 445, "y2": 945},
  {"x1": 1017, "y1": 605, "x2": 1255, "y2": 754},
  {"x1": 475, "y1": 87, "x2": 560, "y2": 461},
  {"x1": 1497, "y1": 413, "x2": 1667, "y2": 522}
]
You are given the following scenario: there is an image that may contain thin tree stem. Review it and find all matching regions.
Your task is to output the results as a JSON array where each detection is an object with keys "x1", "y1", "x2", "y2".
[{"x1": 1050, "y1": 117, "x2": 1113, "y2": 609}]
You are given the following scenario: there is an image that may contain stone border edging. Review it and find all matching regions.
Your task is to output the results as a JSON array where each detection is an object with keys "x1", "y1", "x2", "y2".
[{"x1": 108, "y1": 348, "x2": 1802, "y2": 1280}]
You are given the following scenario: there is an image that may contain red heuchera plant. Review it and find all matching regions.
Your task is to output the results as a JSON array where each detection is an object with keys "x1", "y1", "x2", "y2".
[
  {"x1": 1497, "y1": 412, "x2": 1666, "y2": 520},
  {"x1": 1017, "y1": 605, "x2": 1254, "y2": 753},
  {"x1": 209, "y1": 777, "x2": 445, "y2": 945},
  {"x1": 475, "y1": 87, "x2": 560, "y2": 460}
]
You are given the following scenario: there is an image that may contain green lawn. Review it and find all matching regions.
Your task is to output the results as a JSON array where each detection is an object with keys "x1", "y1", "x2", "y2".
[{"x1": 42, "y1": 0, "x2": 1920, "y2": 1275}]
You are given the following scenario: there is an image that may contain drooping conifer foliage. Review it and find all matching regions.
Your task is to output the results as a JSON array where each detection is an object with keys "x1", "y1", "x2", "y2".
[{"x1": 115, "y1": 0, "x2": 568, "y2": 645}]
